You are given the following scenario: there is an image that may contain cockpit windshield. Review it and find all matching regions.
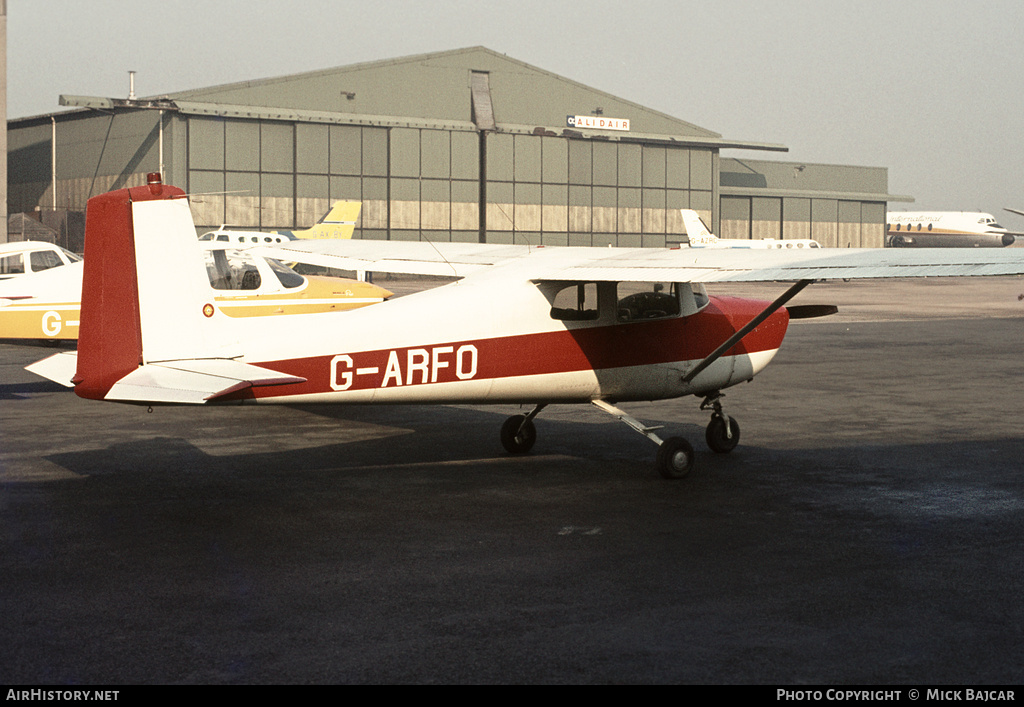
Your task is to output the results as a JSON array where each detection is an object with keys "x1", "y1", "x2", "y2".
[
  {"x1": 205, "y1": 248, "x2": 305, "y2": 291},
  {"x1": 266, "y1": 257, "x2": 304, "y2": 288}
]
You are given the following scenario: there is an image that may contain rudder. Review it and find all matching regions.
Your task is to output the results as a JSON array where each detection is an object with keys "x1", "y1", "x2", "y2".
[{"x1": 74, "y1": 174, "x2": 186, "y2": 400}]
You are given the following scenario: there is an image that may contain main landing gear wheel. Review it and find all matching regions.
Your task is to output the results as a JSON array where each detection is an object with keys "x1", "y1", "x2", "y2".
[
  {"x1": 705, "y1": 413, "x2": 740, "y2": 454},
  {"x1": 656, "y1": 437, "x2": 695, "y2": 480},
  {"x1": 501, "y1": 414, "x2": 537, "y2": 454}
]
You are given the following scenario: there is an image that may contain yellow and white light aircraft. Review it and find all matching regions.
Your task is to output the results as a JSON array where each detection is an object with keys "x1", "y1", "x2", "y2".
[
  {"x1": 198, "y1": 200, "x2": 361, "y2": 245},
  {"x1": 886, "y1": 211, "x2": 1021, "y2": 248},
  {"x1": 27, "y1": 178, "x2": 1024, "y2": 478},
  {"x1": 0, "y1": 241, "x2": 84, "y2": 340},
  {"x1": 0, "y1": 210, "x2": 388, "y2": 342}
]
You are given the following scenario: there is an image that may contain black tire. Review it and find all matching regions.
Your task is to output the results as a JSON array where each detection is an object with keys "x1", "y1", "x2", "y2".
[
  {"x1": 656, "y1": 437, "x2": 695, "y2": 479},
  {"x1": 706, "y1": 414, "x2": 740, "y2": 453},
  {"x1": 500, "y1": 414, "x2": 537, "y2": 454}
]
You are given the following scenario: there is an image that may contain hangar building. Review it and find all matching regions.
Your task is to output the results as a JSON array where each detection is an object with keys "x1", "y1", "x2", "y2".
[{"x1": 6, "y1": 47, "x2": 909, "y2": 249}]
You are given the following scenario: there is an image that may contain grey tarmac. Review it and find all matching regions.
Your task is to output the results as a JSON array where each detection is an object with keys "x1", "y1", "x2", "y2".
[{"x1": 1, "y1": 276, "x2": 1023, "y2": 684}]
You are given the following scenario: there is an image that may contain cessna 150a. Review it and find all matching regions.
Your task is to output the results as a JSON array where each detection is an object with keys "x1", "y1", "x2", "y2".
[{"x1": 27, "y1": 177, "x2": 1024, "y2": 479}]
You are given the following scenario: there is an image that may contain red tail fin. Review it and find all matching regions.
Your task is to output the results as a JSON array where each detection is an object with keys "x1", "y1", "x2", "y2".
[{"x1": 73, "y1": 175, "x2": 186, "y2": 400}]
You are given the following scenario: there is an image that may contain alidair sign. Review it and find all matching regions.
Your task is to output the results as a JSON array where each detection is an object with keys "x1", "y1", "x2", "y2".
[{"x1": 566, "y1": 115, "x2": 630, "y2": 131}]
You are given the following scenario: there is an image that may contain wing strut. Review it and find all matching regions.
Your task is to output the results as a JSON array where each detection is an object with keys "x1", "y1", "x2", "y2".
[{"x1": 682, "y1": 279, "x2": 813, "y2": 385}]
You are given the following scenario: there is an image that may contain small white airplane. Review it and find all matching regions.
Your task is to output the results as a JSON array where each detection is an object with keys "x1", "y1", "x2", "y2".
[
  {"x1": 679, "y1": 210, "x2": 821, "y2": 249},
  {"x1": 27, "y1": 177, "x2": 1024, "y2": 479},
  {"x1": 198, "y1": 200, "x2": 361, "y2": 245},
  {"x1": 886, "y1": 211, "x2": 1020, "y2": 248}
]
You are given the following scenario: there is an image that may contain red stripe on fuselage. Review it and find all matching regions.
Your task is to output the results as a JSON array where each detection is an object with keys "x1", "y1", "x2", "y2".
[{"x1": 223, "y1": 296, "x2": 789, "y2": 400}]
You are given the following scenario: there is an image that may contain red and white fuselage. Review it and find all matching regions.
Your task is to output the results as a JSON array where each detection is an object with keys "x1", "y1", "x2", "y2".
[
  {"x1": 212, "y1": 269, "x2": 788, "y2": 406},
  {"x1": 60, "y1": 182, "x2": 788, "y2": 409}
]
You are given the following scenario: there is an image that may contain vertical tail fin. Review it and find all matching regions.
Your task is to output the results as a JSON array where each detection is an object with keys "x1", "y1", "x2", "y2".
[
  {"x1": 75, "y1": 174, "x2": 243, "y2": 400},
  {"x1": 74, "y1": 175, "x2": 186, "y2": 399},
  {"x1": 680, "y1": 208, "x2": 822, "y2": 250},
  {"x1": 293, "y1": 200, "x2": 361, "y2": 239},
  {"x1": 680, "y1": 209, "x2": 718, "y2": 246}
]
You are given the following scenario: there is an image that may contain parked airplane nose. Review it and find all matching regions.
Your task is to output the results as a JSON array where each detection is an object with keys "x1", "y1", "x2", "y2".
[
  {"x1": 694, "y1": 295, "x2": 791, "y2": 388},
  {"x1": 717, "y1": 296, "x2": 791, "y2": 357}
]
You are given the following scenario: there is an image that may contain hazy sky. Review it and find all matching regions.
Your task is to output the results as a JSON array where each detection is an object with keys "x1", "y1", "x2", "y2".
[{"x1": 9, "y1": 0, "x2": 1024, "y2": 227}]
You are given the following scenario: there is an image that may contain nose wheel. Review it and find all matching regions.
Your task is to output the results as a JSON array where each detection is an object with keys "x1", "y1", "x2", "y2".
[{"x1": 701, "y1": 394, "x2": 740, "y2": 454}]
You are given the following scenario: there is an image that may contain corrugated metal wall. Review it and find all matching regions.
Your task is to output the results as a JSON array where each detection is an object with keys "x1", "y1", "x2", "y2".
[{"x1": 183, "y1": 115, "x2": 717, "y2": 245}]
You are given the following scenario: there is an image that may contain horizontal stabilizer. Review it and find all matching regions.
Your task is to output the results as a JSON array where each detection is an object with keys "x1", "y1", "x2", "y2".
[
  {"x1": 104, "y1": 359, "x2": 306, "y2": 404},
  {"x1": 25, "y1": 351, "x2": 78, "y2": 387}
]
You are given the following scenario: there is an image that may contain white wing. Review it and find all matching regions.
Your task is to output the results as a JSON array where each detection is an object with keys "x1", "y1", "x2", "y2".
[
  {"x1": 535, "y1": 246, "x2": 1024, "y2": 282},
  {"x1": 255, "y1": 238, "x2": 1024, "y2": 283},
  {"x1": 253, "y1": 240, "x2": 532, "y2": 278}
]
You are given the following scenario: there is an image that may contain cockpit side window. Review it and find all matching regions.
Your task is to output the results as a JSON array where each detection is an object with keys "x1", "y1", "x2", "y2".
[
  {"x1": 543, "y1": 281, "x2": 708, "y2": 323},
  {"x1": 614, "y1": 282, "x2": 679, "y2": 321},
  {"x1": 549, "y1": 282, "x2": 600, "y2": 321},
  {"x1": 0, "y1": 253, "x2": 25, "y2": 276},
  {"x1": 206, "y1": 249, "x2": 261, "y2": 290},
  {"x1": 29, "y1": 249, "x2": 63, "y2": 272},
  {"x1": 616, "y1": 282, "x2": 708, "y2": 320},
  {"x1": 616, "y1": 283, "x2": 680, "y2": 321}
]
